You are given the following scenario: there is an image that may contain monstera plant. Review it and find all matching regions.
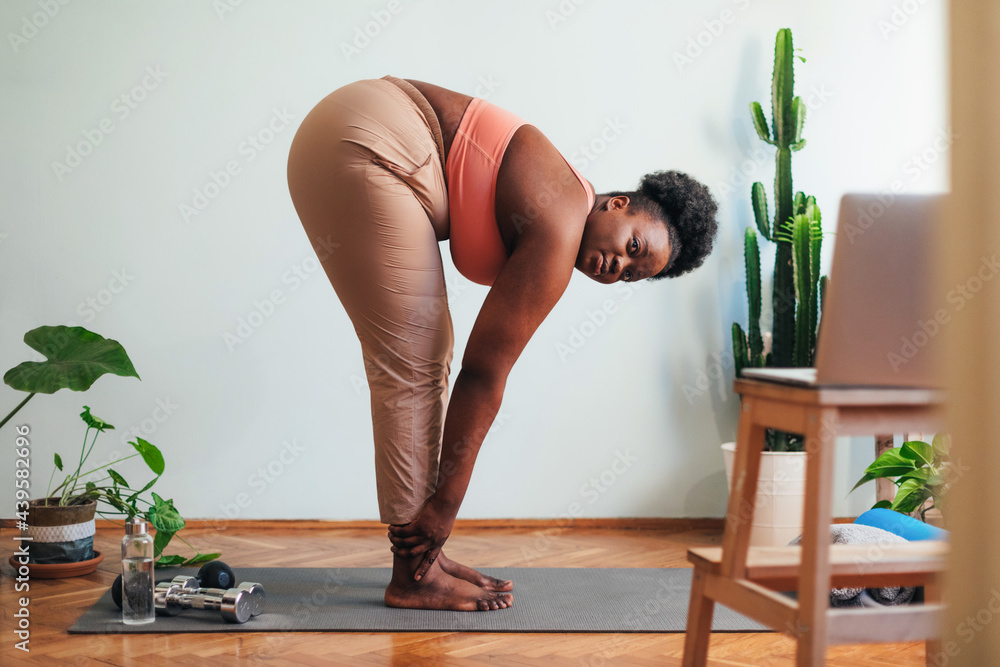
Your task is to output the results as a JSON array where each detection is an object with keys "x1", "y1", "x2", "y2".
[{"x1": 5, "y1": 325, "x2": 218, "y2": 566}]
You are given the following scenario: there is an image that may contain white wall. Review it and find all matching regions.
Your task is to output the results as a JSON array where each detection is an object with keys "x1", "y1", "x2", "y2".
[{"x1": 1, "y1": 0, "x2": 948, "y2": 522}]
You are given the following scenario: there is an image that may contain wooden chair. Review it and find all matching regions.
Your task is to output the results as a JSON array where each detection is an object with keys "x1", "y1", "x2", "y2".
[{"x1": 682, "y1": 378, "x2": 948, "y2": 666}]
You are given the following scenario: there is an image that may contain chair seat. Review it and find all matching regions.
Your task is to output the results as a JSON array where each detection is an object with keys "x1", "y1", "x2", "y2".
[{"x1": 688, "y1": 542, "x2": 948, "y2": 590}]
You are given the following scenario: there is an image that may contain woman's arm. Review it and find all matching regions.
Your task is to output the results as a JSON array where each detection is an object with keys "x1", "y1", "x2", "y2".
[{"x1": 388, "y1": 218, "x2": 582, "y2": 579}]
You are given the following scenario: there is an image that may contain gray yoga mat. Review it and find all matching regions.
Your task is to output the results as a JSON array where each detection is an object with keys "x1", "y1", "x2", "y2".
[{"x1": 69, "y1": 567, "x2": 770, "y2": 633}]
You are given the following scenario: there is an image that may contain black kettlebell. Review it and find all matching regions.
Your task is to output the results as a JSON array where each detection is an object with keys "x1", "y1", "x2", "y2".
[{"x1": 111, "y1": 560, "x2": 236, "y2": 609}]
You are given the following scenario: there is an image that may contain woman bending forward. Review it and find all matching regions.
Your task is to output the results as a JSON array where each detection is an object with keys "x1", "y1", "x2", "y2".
[{"x1": 286, "y1": 76, "x2": 719, "y2": 611}]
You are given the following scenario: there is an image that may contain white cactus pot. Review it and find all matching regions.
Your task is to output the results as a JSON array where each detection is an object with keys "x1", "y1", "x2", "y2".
[{"x1": 721, "y1": 442, "x2": 807, "y2": 547}]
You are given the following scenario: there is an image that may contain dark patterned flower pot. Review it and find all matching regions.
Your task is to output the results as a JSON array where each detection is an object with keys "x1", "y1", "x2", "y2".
[{"x1": 23, "y1": 497, "x2": 98, "y2": 564}]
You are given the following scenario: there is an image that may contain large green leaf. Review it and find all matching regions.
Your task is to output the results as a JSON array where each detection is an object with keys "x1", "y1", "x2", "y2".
[
  {"x1": 932, "y1": 433, "x2": 951, "y2": 458},
  {"x1": 891, "y1": 478, "x2": 932, "y2": 514},
  {"x1": 850, "y1": 471, "x2": 878, "y2": 493},
  {"x1": 155, "y1": 554, "x2": 186, "y2": 566},
  {"x1": 182, "y1": 552, "x2": 222, "y2": 566},
  {"x1": 900, "y1": 440, "x2": 934, "y2": 466},
  {"x1": 897, "y1": 466, "x2": 945, "y2": 487},
  {"x1": 130, "y1": 438, "x2": 164, "y2": 475},
  {"x1": 148, "y1": 493, "x2": 185, "y2": 533},
  {"x1": 4, "y1": 326, "x2": 140, "y2": 394},
  {"x1": 152, "y1": 528, "x2": 176, "y2": 558},
  {"x1": 862, "y1": 448, "x2": 919, "y2": 479}
]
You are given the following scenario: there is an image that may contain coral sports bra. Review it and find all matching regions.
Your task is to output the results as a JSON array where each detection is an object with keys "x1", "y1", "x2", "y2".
[{"x1": 445, "y1": 98, "x2": 596, "y2": 287}]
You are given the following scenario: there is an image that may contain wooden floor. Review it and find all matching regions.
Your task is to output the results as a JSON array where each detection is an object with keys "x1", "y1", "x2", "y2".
[{"x1": 0, "y1": 524, "x2": 928, "y2": 665}]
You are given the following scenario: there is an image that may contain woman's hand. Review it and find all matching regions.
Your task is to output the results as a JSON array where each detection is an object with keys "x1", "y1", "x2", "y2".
[{"x1": 387, "y1": 495, "x2": 456, "y2": 581}]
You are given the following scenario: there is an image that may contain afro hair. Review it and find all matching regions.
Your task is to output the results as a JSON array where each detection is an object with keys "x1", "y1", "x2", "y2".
[{"x1": 604, "y1": 170, "x2": 719, "y2": 279}]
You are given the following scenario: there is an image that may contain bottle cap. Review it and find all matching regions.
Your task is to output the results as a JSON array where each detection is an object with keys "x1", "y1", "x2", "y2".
[{"x1": 125, "y1": 516, "x2": 148, "y2": 536}]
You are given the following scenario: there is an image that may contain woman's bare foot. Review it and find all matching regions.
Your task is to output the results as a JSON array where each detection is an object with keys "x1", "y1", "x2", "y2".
[
  {"x1": 385, "y1": 555, "x2": 513, "y2": 611},
  {"x1": 437, "y1": 551, "x2": 513, "y2": 592}
]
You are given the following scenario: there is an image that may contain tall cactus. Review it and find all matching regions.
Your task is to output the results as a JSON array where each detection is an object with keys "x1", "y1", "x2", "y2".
[
  {"x1": 731, "y1": 29, "x2": 828, "y2": 452},
  {"x1": 758, "y1": 27, "x2": 803, "y2": 368}
]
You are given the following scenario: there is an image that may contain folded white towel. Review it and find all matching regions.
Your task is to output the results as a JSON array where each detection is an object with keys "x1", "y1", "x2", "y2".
[{"x1": 788, "y1": 523, "x2": 917, "y2": 607}]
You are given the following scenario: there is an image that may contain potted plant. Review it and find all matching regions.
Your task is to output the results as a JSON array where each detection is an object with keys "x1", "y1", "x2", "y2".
[
  {"x1": 722, "y1": 28, "x2": 829, "y2": 546},
  {"x1": 850, "y1": 434, "x2": 954, "y2": 529},
  {"x1": 5, "y1": 325, "x2": 219, "y2": 576}
]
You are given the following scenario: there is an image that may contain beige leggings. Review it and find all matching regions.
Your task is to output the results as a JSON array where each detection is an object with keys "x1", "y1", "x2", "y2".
[{"x1": 286, "y1": 77, "x2": 452, "y2": 525}]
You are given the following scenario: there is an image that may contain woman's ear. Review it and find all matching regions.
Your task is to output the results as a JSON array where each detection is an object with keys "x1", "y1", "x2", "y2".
[{"x1": 608, "y1": 195, "x2": 630, "y2": 210}]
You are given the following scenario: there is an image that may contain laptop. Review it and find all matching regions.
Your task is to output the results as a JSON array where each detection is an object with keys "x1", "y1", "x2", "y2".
[{"x1": 740, "y1": 193, "x2": 946, "y2": 389}]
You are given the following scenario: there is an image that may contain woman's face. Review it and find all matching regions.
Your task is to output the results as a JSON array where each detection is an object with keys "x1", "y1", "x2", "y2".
[{"x1": 575, "y1": 196, "x2": 672, "y2": 284}]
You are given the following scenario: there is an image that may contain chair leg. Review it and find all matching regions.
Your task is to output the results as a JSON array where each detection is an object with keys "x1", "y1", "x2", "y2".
[
  {"x1": 796, "y1": 408, "x2": 837, "y2": 666},
  {"x1": 682, "y1": 567, "x2": 714, "y2": 667},
  {"x1": 721, "y1": 398, "x2": 767, "y2": 578},
  {"x1": 924, "y1": 574, "x2": 943, "y2": 666}
]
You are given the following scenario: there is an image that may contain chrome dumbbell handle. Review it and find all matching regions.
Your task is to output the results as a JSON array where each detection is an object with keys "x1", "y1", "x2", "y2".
[
  {"x1": 170, "y1": 576, "x2": 266, "y2": 616},
  {"x1": 180, "y1": 589, "x2": 254, "y2": 624},
  {"x1": 200, "y1": 583, "x2": 265, "y2": 616},
  {"x1": 154, "y1": 580, "x2": 253, "y2": 623},
  {"x1": 154, "y1": 580, "x2": 196, "y2": 617}
]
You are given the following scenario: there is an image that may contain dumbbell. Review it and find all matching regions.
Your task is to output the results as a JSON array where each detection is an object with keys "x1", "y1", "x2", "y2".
[
  {"x1": 168, "y1": 576, "x2": 266, "y2": 617},
  {"x1": 111, "y1": 560, "x2": 236, "y2": 609},
  {"x1": 154, "y1": 580, "x2": 256, "y2": 624}
]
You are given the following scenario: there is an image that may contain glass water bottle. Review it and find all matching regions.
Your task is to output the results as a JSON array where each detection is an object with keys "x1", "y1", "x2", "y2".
[{"x1": 121, "y1": 516, "x2": 155, "y2": 625}]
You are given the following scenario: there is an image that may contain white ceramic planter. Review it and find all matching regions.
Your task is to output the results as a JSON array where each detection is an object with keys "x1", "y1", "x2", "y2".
[{"x1": 721, "y1": 442, "x2": 807, "y2": 547}]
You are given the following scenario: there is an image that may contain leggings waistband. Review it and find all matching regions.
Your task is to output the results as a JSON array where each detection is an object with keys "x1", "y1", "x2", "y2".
[{"x1": 380, "y1": 75, "x2": 446, "y2": 178}]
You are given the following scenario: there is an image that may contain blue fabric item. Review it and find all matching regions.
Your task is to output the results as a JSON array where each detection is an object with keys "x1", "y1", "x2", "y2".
[{"x1": 854, "y1": 508, "x2": 949, "y2": 541}]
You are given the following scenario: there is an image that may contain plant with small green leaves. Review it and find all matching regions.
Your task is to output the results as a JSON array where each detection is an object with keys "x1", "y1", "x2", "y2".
[
  {"x1": 850, "y1": 434, "x2": 954, "y2": 522},
  {"x1": 43, "y1": 405, "x2": 220, "y2": 567},
  {"x1": 3, "y1": 325, "x2": 219, "y2": 567},
  {"x1": 731, "y1": 28, "x2": 830, "y2": 451}
]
